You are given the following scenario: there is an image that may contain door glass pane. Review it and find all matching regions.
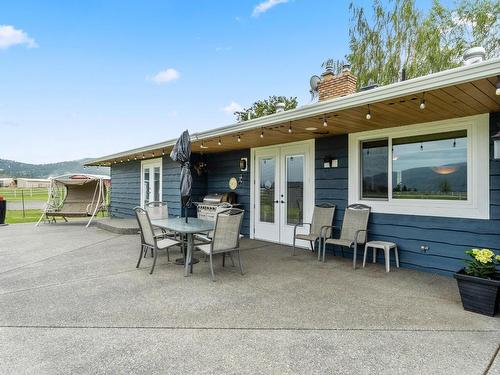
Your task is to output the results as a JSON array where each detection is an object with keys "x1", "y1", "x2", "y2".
[
  {"x1": 259, "y1": 158, "x2": 275, "y2": 223},
  {"x1": 143, "y1": 169, "x2": 150, "y2": 206},
  {"x1": 361, "y1": 139, "x2": 388, "y2": 199},
  {"x1": 286, "y1": 155, "x2": 304, "y2": 225},
  {"x1": 392, "y1": 130, "x2": 467, "y2": 200},
  {"x1": 154, "y1": 166, "x2": 160, "y2": 202}
]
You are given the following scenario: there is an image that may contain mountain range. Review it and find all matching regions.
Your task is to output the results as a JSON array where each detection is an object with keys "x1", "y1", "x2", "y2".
[{"x1": 0, "y1": 158, "x2": 109, "y2": 179}]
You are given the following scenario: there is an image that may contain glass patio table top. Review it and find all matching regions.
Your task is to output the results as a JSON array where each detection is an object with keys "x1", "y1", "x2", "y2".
[
  {"x1": 151, "y1": 217, "x2": 213, "y2": 234},
  {"x1": 150, "y1": 217, "x2": 214, "y2": 277}
]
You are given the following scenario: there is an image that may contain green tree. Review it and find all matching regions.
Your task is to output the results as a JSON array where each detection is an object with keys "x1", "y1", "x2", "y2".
[
  {"x1": 235, "y1": 96, "x2": 298, "y2": 122},
  {"x1": 347, "y1": 0, "x2": 499, "y2": 88}
]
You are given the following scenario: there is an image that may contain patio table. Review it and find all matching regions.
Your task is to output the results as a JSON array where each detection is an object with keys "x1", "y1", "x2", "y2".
[{"x1": 151, "y1": 217, "x2": 214, "y2": 277}]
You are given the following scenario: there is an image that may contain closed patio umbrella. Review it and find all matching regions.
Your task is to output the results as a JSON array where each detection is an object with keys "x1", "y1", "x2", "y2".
[{"x1": 170, "y1": 130, "x2": 192, "y2": 223}]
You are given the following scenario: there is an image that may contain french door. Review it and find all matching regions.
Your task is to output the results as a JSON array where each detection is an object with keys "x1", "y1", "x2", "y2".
[
  {"x1": 141, "y1": 159, "x2": 162, "y2": 207},
  {"x1": 252, "y1": 140, "x2": 314, "y2": 246}
]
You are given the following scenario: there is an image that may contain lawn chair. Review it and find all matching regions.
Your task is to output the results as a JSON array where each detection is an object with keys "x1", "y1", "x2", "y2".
[
  {"x1": 194, "y1": 208, "x2": 245, "y2": 282},
  {"x1": 134, "y1": 207, "x2": 181, "y2": 274},
  {"x1": 320, "y1": 204, "x2": 370, "y2": 268},
  {"x1": 292, "y1": 203, "x2": 335, "y2": 256},
  {"x1": 145, "y1": 201, "x2": 177, "y2": 239}
]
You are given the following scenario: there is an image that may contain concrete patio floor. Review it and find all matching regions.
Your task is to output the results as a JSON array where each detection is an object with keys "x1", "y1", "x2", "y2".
[{"x1": 0, "y1": 222, "x2": 499, "y2": 374}]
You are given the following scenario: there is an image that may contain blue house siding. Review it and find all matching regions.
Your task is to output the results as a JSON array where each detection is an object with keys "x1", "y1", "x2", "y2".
[
  {"x1": 206, "y1": 150, "x2": 251, "y2": 235},
  {"x1": 315, "y1": 112, "x2": 500, "y2": 276},
  {"x1": 109, "y1": 160, "x2": 141, "y2": 218}
]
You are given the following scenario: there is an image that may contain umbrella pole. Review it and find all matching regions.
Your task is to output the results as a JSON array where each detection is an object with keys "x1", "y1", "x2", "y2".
[{"x1": 185, "y1": 206, "x2": 188, "y2": 223}]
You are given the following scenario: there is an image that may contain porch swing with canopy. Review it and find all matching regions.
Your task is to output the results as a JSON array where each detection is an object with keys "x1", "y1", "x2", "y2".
[{"x1": 36, "y1": 174, "x2": 110, "y2": 228}]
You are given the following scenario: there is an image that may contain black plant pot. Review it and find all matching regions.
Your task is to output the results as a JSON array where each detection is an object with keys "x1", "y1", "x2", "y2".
[{"x1": 454, "y1": 269, "x2": 500, "y2": 317}]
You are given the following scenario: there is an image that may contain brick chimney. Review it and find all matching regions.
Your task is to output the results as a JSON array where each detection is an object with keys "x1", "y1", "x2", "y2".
[{"x1": 317, "y1": 63, "x2": 357, "y2": 101}]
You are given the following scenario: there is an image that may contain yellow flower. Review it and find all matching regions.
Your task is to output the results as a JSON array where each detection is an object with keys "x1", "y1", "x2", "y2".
[{"x1": 496, "y1": 255, "x2": 500, "y2": 262}]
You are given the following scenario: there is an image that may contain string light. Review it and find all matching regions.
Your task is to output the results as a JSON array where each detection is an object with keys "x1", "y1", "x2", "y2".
[
  {"x1": 288, "y1": 122, "x2": 292, "y2": 133},
  {"x1": 152, "y1": 152, "x2": 155, "y2": 157},
  {"x1": 134, "y1": 156, "x2": 137, "y2": 160},
  {"x1": 366, "y1": 105, "x2": 371, "y2": 120},
  {"x1": 218, "y1": 138, "x2": 222, "y2": 146},
  {"x1": 323, "y1": 115, "x2": 328, "y2": 127},
  {"x1": 420, "y1": 93, "x2": 426, "y2": 110},
  {"x1": 260, "y1": 129, "x2": 264, "y2": 138},
  {"x1": 237, "y1": 135, "x2": 241, "y2": 142}
]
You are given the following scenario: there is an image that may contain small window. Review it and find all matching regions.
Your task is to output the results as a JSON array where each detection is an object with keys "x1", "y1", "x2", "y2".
[
  {"x1": 361, "y1": 139, "x2": 388, "y2": 199},
  {"x1": 392, "y1": 131, "x2": 467, "y2": 200}
]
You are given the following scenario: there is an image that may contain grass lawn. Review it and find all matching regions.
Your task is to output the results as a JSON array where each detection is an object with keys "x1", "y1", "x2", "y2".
[
  {"x1": 0, "y1": 188, "x2": 49, "y2": 201},
  {"x1": 5, "y1": 209, "x2": 43, "y2": 224}
]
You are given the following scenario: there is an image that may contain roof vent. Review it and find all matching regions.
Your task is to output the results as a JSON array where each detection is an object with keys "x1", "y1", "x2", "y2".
[
  {"x1": 463, "y1": 47, "x2": 486, "y2": 66},
  {"x1": 275, "y1": 102, "x2": 286, "y2": 113}
]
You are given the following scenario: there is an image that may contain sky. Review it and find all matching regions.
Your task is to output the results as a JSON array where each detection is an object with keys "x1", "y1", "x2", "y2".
[{"x1": 0, "y1": 0, "x2": 444, "y2": 164}]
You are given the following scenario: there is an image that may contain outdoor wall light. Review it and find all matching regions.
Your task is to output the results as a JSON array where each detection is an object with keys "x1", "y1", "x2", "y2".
[
  {"x1": 366, "y1": 105, "x2": 371, "y2": 120},
  {"x1": 493, "y1": 129, "x2": 500, "y2": 160},
  {"x1": 496, "y1": 76, "x2": 500, "y2": 96},
  {"x1": 420, "y1": 93, "x2": 426, "y2": 110}
]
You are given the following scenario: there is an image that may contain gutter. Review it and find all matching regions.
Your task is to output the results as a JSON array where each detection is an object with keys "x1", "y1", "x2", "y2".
[{"x1": 86, "y1": 58, "x2": 500, "y2": 165}]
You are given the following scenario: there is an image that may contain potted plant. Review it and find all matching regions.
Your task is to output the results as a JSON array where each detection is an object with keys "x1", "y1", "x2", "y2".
[{"x1": 454, "y1": 249, "x2": 500, "y2": 316}]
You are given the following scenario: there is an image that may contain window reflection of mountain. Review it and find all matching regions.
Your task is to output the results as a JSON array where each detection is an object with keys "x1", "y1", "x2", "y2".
[{"x1": 393, "y1": 162, "x2": 466, "y2": 192}]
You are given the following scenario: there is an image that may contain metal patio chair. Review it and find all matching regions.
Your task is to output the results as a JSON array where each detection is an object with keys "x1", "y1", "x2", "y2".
[
  {"x1": 292, "y1": 203, "x2": 336, "y2": 256},
  {"x1": 194, "y1": 208, "x2": 245, "y2": 282},
  {"x1": 134, "y1": 207, "x2": 181, "y2": 274},
  {"x1": 320, "y1": 204, "x2": 371, "y2": 268}
]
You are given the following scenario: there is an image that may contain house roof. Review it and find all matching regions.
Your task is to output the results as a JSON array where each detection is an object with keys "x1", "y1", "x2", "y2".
[{"x1": 86, "y1": 58, "x2": 500, "y2": 166}]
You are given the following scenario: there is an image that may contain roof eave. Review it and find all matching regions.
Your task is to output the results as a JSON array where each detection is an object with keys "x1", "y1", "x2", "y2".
[{"x1": 86, "y1": 58, "x2": 500, "y2": 166}]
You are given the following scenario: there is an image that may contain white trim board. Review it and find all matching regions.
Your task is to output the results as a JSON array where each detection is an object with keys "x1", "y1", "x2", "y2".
[{"x1": 348, "y1": 114, "x2": 490, "y2": 220}]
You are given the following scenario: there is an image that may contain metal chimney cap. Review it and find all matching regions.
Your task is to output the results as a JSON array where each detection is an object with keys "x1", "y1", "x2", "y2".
[
  {"x1": 463, "y1": 47, "x2": 486, "y2": 65},
  {"x1": 275, "y1": 102, "x2": 286, "y2": 112}
]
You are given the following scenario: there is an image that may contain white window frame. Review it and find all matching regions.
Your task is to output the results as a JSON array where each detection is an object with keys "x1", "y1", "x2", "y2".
[{"x1": 348, "y1": 114, "x2": 490, "y2": 219}]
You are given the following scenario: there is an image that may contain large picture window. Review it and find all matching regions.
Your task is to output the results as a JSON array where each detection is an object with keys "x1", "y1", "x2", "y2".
[
  {"x1": 348, "y1": 115, "x2": 490, "y2": 219},
  {"x1": 392, "y1": 130, "x2": 467, "y2": 200}
]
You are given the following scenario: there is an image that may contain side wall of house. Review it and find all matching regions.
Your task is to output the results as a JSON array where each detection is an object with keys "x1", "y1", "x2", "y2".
[
  {"x1": 110, "y1": 156, "x2": 183, "y2": 218},
  {"x1": 315, "y1": 112, "x2": 500, "y2": 276},
  {"x1": 109, "y1": 160, "x2": 141, "y2": 217},
  {"x1": 206, "y1": 150, "x2": 251, "y2": 235}
]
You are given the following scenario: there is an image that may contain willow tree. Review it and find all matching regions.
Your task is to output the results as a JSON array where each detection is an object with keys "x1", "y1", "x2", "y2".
[
  {"x1": 347, "y1": 0, "x2": 500, "y2": 88},
  {"x1": 235, "y1": 96, "x2": 298, "y2": 122}
]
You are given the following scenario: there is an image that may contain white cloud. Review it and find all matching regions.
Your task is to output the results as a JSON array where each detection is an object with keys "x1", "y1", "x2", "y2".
[
  {"x1": 0, "y1": 25, "x2": 37, "y2": 49},
  {"x1": 148, "y1": 68, "x2": 180, "y2": 84},
  {"x1": 252, "y1": 0, "x2": 288, "y2": 17},
  {"x1": 222, "y1": 101, "x2": 243, "y2": 114}
]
